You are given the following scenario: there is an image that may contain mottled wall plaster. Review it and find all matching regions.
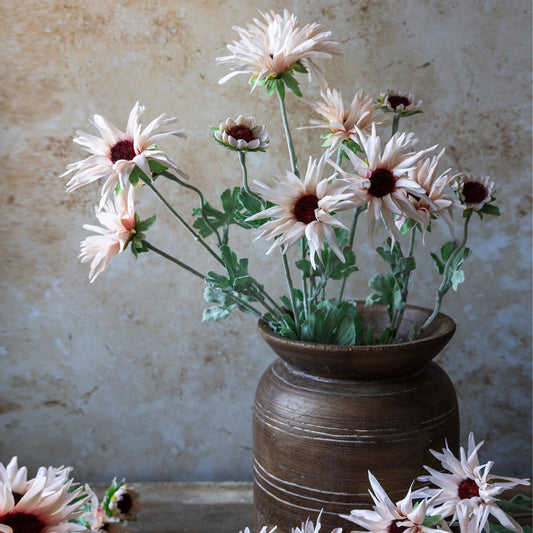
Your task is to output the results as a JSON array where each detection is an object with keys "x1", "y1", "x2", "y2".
[{"x1": 1, "y1": 0, "x2": 531, "y2": 482}]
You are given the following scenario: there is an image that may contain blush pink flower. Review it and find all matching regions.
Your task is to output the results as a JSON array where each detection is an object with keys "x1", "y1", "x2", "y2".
[
  {"x1": 79, "y1": 186, "x2": 136, "y2": 282},
  {"x1": 62, "y1": 102, "x2": 185, "y2": 208},
  {"x1": 217, "y1": 10, "x2": 340, "y2": 88}
]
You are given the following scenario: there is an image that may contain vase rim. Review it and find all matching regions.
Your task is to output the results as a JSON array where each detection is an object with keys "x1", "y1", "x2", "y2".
[{"x1": 257, "y1": 303, "x2": 456, "y2": 379}]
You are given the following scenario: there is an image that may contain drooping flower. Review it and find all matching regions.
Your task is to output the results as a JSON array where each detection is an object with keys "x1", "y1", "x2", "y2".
[
  {"x1": 214, "y1": 115, "x2": 270, "y2": 151},
  {"x1": 216, "y1": 10, "x2": 340, "y2": 88},
  {"x1": 417, "y1": 433, "x2": 530, "y2": 533},
  {"x1": 304, "y1": 88, "x2": 381, "y2": 149},
  {"x1": 399, "y1": 148, "x2": 463, "y2": 234},
  {"x1": 380, "y1": 90, "x2": 423, "y2": 114},
  {"x1": 340, "y1": 472, "x2": 439, "y2": 533},
  {"x1": 79, "y1": 185, "x2": 136, "y2": 283},
  {"x1": 247, "y1": 152, "x2": 355, "y2": 268},
  {"x1": 107, "y1": 483, "x2": 141, "y2": 521},
  {"x1": 453, "y1": 173, "x2": 495, "y2": 211},
  {"x1": 337, "y1": 123, "x2": 436, "y2": 240},
  {"x1": 62, "y1": 102, "x2": 185, "y2": 207},
  {"x1": 0, "y1": 470, "x2": 88, "y2": 533}
]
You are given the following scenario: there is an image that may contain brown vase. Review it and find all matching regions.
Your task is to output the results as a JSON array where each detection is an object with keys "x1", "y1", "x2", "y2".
[{"x1": 253, "y1": 303, "x2": 459, "y2": 532}]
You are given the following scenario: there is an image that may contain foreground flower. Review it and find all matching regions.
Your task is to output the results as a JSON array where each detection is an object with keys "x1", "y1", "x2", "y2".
[
  {"x1": 453, "y1": 173, "x2": 495, "y2": 211},
  {"x1": 341, "y1": 472, "x2": 438, "y2": 533},
  {"x1": 217, "y1": 9, "x2": 340, "y2": 87},
  {"x1": 79, "y1": 186, "x2": 136, "y2": 282},
  {"x1": 214, "y1": 115, "x2": 270, "y2": 151},
  {"x1": 339, "y1": 124, "x2": 436, "y2": 240},
  {"x1": 292, "y1": 510, "x2": 342, "y2": 533},
  {"x1": 417, "y1": 433, "x2": 530, "y2": 532},
  {"x1": 248, "y1": 153, "x2": 355, "y2": 268},
  {"x1": 0, "y1": 459, "x2": 29, "y2": 504},
  {"x1": 400, "y1": 149, "x2": 463, "y2": 234},
  {"x1": 239, "y1": 526, "x2": 278, "y2": 533},
  {"x1": 107, "y1": 483, "x2": 141, "y2": 521},
  {"x1": 62, "y1": 102, "x2": 185, "y2": 207},
  {"x1": 381, "y1": 90, "x2": 423, "y2": 114},
  {"x1": 0, "y1": 472, "x2": 88, "y2": 533},
  {"x1": 304, "y1": 88, "x2": 380, "y2": 149}
]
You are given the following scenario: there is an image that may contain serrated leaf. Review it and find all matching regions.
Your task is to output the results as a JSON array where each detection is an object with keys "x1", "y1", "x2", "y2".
[
  {"x1": 136, "y1": 215, "x2": 156, "y2": 232},
  {"x1": 202, "y1": 306, "x2": 232, "y2": 321}
]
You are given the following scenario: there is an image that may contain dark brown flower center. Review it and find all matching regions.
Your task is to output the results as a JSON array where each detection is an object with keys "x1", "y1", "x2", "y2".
[
  {"x1": 226, "y1": 125, "x2": 256, "y2": 143},
  {"x1": 462, "y1": 181, "x2": 487, "y2": 204},
  {"x1": 110, "y1": 139, "x2": 136, "y2": 163},
  {"x1": 368, "y1": 168, "x2": 396, "y2": 198},
  {"x1": 117, "y1": 493, "x2": 133, "y2": 514},
  {"x1": 388, "y1": 95, "x2": 411, "y2": 110},
  {"x1": 389, "y1": 519, "x2": 408, "y2": 533},
  {"x1": 293, "y1": 194, "x2": 319, "y2": 224},
  {"x1": 458, "y1": 478, "x2": 480, "y2": 499},
  {"x1": 0, "y1": 511, "x2": 46, "y2": 533}
]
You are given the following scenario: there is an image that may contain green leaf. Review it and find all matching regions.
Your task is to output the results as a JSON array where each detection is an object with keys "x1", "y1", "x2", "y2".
[
  {"x1": 450, "y1": 269, "x2": 465, "y2": 291},
  {"x1": 136, "y1": 214, "x2": 156, "y2": 232},
  {"x1": 430, "y1": 252, "x2": 445, "y2": 275},
  {"x1": 202, "y1": 306, "x2": 232, "y2": 321},
  {"x1": 364, "y1": 326, "x2": 375, "y2": 345},
  {"x1": 422, "y1": 515, "x2": 441, "y2": 528},
  {"x1": 148, "y1": 160, "x2": 168, "y2": 175},
  {"x1": 479, "y1": 202, "x2": 500, "y2": 217},
  {"x1": 281, "y1": 72, "x2": 303, "y2": 97}
]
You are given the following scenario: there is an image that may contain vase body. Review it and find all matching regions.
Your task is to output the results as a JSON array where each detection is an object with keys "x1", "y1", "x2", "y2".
[{"x1": 253, "y1": 304, "x2": 459, "y2": 532}]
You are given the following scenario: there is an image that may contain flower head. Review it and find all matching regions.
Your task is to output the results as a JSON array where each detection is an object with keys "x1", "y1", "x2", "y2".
[
  {"x1": 292, "y1": 510, "x2": 342, "y2": 533},
  {"x1": 247, "y1": 152, "x2": 355, "y2": 268},
  {"x1": 79, "y1": 185, "x2": 136, "y2": 282},
  {"x1": 417, "y1": 433, "x2": 530, "y2": 533},
  {"x1": 453, "y1": 173, "x2": 495, "y2": 211},
  {"x1": 62, "y1": 102, "x2": 185, "y2": 207},
  {"x1": 214, "y1": 115, "x2": 269, "y2": 151},
  {"x1": 380, "y1": 91, "x2": 423, "y2": 114},
  {"x1": 340, "y1": 472, "x2": 439, "y2": 533},
  {"x1": 107, "y1": 483, "x2": 141, "y2": 521},
  {"x1": 400, "y1": 148, "x2": 463, "y2": 234},
  {"x1": 217, "y1": 10, "x2": 340, "y2": 88},
  {"x1": 338, "y1": 124, "x2": 436, "y2": 241},
  {"x1": 304, "y1": 88, "x2": 381, "y2": 149},
  {"x1": 0, "y1": 466, "x2": 88, "y2": 533}
]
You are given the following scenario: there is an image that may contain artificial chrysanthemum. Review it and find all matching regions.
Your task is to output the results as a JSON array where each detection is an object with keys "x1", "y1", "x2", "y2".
[
  {"x1": 399, "y1": 148, "x2": 463, "y2": 234},
  {"x1": 380, "y1": 90, "x2": 423, "y2": 114},
  {"x1": 340, "y1": 472, "x2": 439, "y2": 533},
  {"x1": 292, "y1": 511, "x2": 342, "y2": 533},
  {"x1": 79, "y1": 185, "x2": 136, "y2": 283},
  {"x1": 216, "y1": 10, "x2": 340, "y2": 88},
  {"x1": 247, "y1": 153, "x2": 355, "y2": 268},
  {"x1": 108, "y1": 483, "x2": 141, "y2": 521},
  {"x1": 337, "y1": 123, "x2": 436, "y2": 241},
  {"x1": 453, "y1": 173, "x2": 495, "y2": 211},
  {"x1": 214, "y1": 115, "x2": 270, "y2": 151},
  {"x1": 239, "y1": 526, "x2": 278, "y2": 533},
  {"x1": 304, "y1": 88, "x2": 381, "y2": 149},
  {"x1": 0, "y1": 471, "x2": 88, "y2": 533},
  {"x1": 0, "y1": 459, "x2": 30, "y2": 504},
  {"x1": 416, "y1": 433, "x2": 530, "y2": 533},
  {"x1": 62, "y1": 101, "x2": 185, "y2": 208}
]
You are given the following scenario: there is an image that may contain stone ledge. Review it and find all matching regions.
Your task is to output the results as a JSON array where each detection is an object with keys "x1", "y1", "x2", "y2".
[{"x1": 92, "y1": 481, "x2": 253, "y2": 533}]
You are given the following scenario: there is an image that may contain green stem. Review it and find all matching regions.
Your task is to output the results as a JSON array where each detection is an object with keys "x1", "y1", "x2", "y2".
[
  {"x1": 277, "y1": 86, "x2": 299, "y2": 177},
  {"x1": 238, "y1": 151, "x2": 262, "y2": 201},
  {"x1": 338, "y1": 205, "x2": 366, "y2": 302},
  {"x1": 281, "y1": 251, "x2": 301, "y2": 336},
  {"x1": 140, "y1": 174, "x2": 224, "y2": 267},
  {"x1": 387, "y1": 228, "x2": 417, "y2": 342},
  {"x1": 418, "y1": 212, "x2": 472, "y2": 337},
  {"x1": 301, "y1": 242, "x2": 310, "y2": 320},
  {"x1": 392, "y1": 114, "x2": 400, "y2": 136},
  {"x1": 161, "y1": 170, "x2": 222, "y2": 246},
  {"x1": 143, "y1": 240, "x2": 206, "y2": 280}
]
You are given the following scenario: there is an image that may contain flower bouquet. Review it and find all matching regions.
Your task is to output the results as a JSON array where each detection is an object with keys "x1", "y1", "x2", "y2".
[{"x1": 61, "y1": 9, "x2": 500, "y2": 346}]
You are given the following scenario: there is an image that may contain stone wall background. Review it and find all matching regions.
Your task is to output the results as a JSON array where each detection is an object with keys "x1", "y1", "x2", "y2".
[{"x1": 1, "y1": 0, "x2": 531, "y2": 481}]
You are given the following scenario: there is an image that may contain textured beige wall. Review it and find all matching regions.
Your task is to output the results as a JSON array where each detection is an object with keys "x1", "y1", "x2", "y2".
[{"x1": 1, "y1": 0, "x2": 531, "y2": 482}]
